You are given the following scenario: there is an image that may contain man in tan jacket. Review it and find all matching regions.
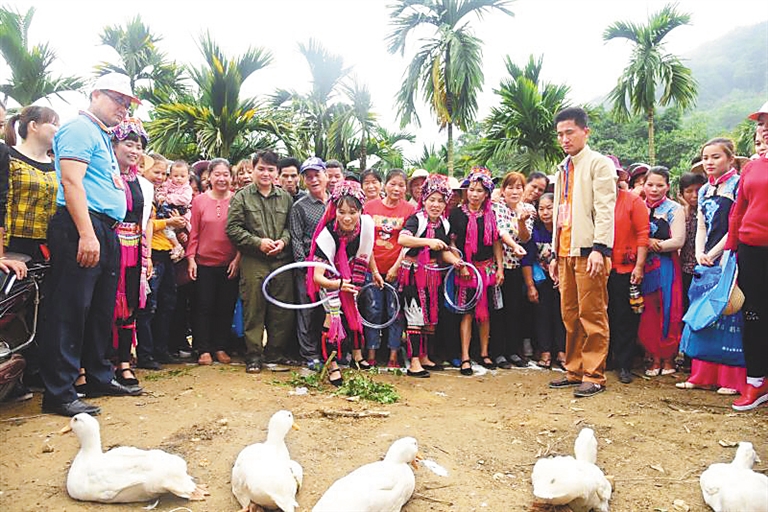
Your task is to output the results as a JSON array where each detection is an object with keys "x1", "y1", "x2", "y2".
[{"x1": 548, "y1": 107, "x2": 616, "y2": 397}]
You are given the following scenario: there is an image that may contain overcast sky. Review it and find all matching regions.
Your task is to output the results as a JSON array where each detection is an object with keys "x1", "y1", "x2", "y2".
[{"x1": 2, "y1": 0, "x2": 766, "y2": 160}]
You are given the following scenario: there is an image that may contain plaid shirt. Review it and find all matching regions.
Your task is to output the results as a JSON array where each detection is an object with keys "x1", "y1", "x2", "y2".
[
  {"x1": 1, "y1": 147, "x2": 58, "y2": 243},
  {"x1": 289, "y1": 192, "x2": 327, "y2": 262}
]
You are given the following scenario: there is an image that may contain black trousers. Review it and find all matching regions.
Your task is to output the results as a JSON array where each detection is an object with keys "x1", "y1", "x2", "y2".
[
  {"x1": 294, "y1": 268, "x2": 323, "y2": 361},
  {"x1": 534, "y1": 276, "x2": 566, "y2": 355},
  {"x1": 607, "y1": 271, "x2": 641, "y2": 371},
  {"x1": 738, "y1": 243, "x2": 768, "y2": 378},
  {"x1": 193, "y1": 265, "x2": 239, "y2": 355},
  {"x1": 490, "y1": 267, "x2": 524, "y2": 358},
  {"x1": 39, "y1": 210, "x2": 120, "y2": 403}
]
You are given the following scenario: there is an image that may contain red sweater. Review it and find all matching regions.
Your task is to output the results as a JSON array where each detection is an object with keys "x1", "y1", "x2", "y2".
[
  {"x1": 612, "y1": 189, "x2": 650, "y2": 274},
  {"x1": 186, "y1": 192, "x2": 237, "y2": 267},
  {"x1": 726, "y1": 157, "x2": 768, "y2": 250}
]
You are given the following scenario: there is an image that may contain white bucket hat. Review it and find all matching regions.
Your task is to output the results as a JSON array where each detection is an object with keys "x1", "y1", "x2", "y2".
[{"x1": 92, "y1": 72, "x2": 141, "y2": 104}]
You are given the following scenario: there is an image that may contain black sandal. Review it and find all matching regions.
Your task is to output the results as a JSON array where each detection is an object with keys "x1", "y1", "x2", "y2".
[
  {"x1": 75, "y1": 370, "x2": 88, "y2": 397},
  {"x1": 328, "y1": 368, "x2": 343, "y2": 387},
  {"x1": 460, "y1": 359, "x2": 473, "y2": 376},
  {"x1": 480, "y1": 356, "x2": 497, "y2": 370},
  {"x1": 352, "y1": 358, "x2": 371, "y2": 370},
  {"x1": 115, "y1": 368, "x2": 139, "y2": 387}
]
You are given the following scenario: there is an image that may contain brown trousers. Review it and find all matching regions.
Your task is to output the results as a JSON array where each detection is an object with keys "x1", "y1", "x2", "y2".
[{"x1": 558, "y1": 256, "x2": 610, "y2": 385}]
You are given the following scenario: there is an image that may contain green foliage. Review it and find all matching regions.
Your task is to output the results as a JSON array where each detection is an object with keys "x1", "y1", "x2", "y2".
[
  {"x1": 0, "y1": 5, "x2": 84, "y2": 105},
  {"x1": 280, "y1": 371, "x2": 324, "y2": 391},
  {"x1": 472, "y1": 54, "x2": 570, "y2": 175},
  {"x1": 335, "y1": 370, "x2": 400, "y2": 404},
  {"x1": 603, "y1": 3, "x2": 698, "y2": 164},
  {"x1": 387, "y1": 0, "x2": 513, "y2": 173}
]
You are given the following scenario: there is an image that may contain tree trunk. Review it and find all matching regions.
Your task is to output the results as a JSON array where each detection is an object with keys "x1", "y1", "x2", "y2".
[
  {"x1": 647, "y1": 108, "x2": 656, "y2": 165},
  {"x1": 447, "y1": 123, "x2": 454, "y2": 176},
  {"x1": 360, "y1": 131, "x2": 367, "y2": 171}
]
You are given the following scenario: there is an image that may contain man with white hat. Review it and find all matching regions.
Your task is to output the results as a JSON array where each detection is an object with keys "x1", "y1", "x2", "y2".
[{"x1": 39, "y1": 73, "x2": 143, "y2": 417}]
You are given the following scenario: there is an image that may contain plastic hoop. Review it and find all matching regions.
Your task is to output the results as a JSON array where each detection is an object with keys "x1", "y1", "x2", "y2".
[
  {"x1": 425, "y1": 247, "x2": 464, "y2": 272},
  {"x1": 443, "y1": 262, "x2": 484, "y2": 312},
  {"x1": 262, "y1": 261, "x2": 340, "y2": 310},
  {"x1": 356, "y1": 281, "x2": 402, "y2": 329}
]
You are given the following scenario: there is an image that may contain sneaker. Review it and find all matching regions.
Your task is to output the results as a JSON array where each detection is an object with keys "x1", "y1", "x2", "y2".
[
  {"x1": 732, "y1": 381, "x2": 768, "y2": 411},
  {"x1": 495, "y1": 357, "x2": 513, "y2": 370},
  {"x1": 245, "y1": 360, "x2": 262, "y2": 374},
  {"x1": 549, "y1": 377, "x2": 581, "y2": 388},
  {"x1": 574, "y1": 382, "x2": 605, "y2": 398},
  {"x1": 618, "y1": 368, "x2": 633, "y2": 384},
  {"x1": 7, "y1": 382, "x2": 33, "y2": 402},
  {"x1": 508, "y1": 354, "x2": 527, "y2": 368},
  {"x1": 136, "y1": 357, "x2": 162, "y2": 370},
  {"x1": 307, "y1": 359, "x2": 322, "y2": 372}
]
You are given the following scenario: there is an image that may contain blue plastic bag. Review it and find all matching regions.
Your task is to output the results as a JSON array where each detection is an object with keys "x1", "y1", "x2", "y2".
[
  {"x1": 680, "y1": 312, "x2": 745, "y2": 367},
  {"x1": 682, "y1": 250, "x2": 738, "y2": 331},
  {"x1": 231, "y1": 297, "x2": 244, "y2": 338}
]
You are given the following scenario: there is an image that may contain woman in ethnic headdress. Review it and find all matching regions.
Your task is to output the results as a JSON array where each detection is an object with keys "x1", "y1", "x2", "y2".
[
  {"x1": 107, "y1": 118, "x2": 154, "y2": 389},
  {"x1": 308, "y1": 180, "x2": 384, "y2": 386},
  {"x1": 448, "y1": 168, "x2": 504, "y2": 376},
  {"x1": 398, "y1": 174, "x2": 462, "y2": 377}
]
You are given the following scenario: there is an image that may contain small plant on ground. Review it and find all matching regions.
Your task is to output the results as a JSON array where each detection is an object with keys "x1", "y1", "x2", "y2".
[{"x1": 335, "y1": 370, "x2": 400, "y2": 404}]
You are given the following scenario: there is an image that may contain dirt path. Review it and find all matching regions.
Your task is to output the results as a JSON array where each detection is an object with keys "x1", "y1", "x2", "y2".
[{"x1": 1, "y1": 362, "x2": 766, "y2": 511}]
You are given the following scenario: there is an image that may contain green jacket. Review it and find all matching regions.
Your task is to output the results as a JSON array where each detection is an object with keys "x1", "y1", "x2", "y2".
[{"x1": 226, "y1": 184, "x2": 292, "y2": 260}]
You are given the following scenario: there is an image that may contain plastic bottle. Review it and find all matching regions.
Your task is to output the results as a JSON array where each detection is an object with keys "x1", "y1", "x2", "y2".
[{"x1": 629, "y1": 283, "x2": 644, "y2": 314}]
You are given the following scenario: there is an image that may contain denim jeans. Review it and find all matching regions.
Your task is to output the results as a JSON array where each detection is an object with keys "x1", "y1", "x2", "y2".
[
  {"x1": 137, "y1": 251, "x2": 176, "y2": 360},
  {"x1": 360, "y1": 273, "x2": 403, "y2": 350}
]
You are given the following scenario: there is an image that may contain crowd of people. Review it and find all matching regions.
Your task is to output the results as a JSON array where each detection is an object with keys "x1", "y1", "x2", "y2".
[{"x1": 1, "y1": 72, "x2": 767, "y2": 417}]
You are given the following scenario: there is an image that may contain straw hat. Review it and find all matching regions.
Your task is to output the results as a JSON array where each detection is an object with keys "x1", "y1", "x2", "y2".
[{"x1": 140, "y1": 154, "x2": 155, "y2": 172}]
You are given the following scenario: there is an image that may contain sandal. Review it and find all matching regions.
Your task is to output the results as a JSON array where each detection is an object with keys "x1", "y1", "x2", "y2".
[
  {"x1": 75, "y1": 370, "x2": 88, "y2": 397},
  {"x1": 538, "y1": 353, "x2": 552, "y2": 369},
  {"x1": 328, "y1": 367, "x2": 343, "y2": 387},
  {"x1": 480, "y1": 356, "x2": 497, "y2": 370},
  {"x1": 115, "y1": 368, "x2": 139, "y2": 387},
  {"x1": 215, "y1": 351, "x2": 231, "y2": 364},
  {"x1": 645, "y1": 367, "x2": 661, "y2": 377},
  {"x1": 676, "y1": 381, "x2": 715, "y2": 390},
  {"x1": 198, "y1": 352, "x2": 213, "y2": 366},
  {"x1": 352, "y1": 358, "x2": 372, "y2": 370},
  {"x1": 460, "y1": 359, "x2": 473, "y2": 376}
]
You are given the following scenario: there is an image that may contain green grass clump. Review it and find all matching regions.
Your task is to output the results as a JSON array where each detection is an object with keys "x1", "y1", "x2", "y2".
[{"x1": 335, "y1": 371, "x2": 399, "y2": 404}]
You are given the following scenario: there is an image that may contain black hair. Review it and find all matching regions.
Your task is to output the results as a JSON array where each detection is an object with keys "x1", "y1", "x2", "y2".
[
  {"x1": 326, "y1": 159, "x2": 344, "y2": 171},
  {"x1": 208, "y1": 157, "x2": 231, "y2": 175},
  {"x1": 5, "y1": 105, "x2": 59, "y2": 146},
  {"x1": 385, "y1": 168, "x2": 408, "y2": 184},
  {"x1": 253, "y1": 149, "x2": 279, "y2": 167},
  {"x1": 646, "y1": 166, "x2": 670, "y2": 184},
  {"x1": 337, "y1": 194, "x2": 362, "y2": 211},
  {"x1": 360, "y1": 169, "x2": 382, "y2": 183},
  {"x1": 278, "y1": 157, "x2": 301, "y2": 174},
  {"x1": 554, "y1": 106, "x2": 589, "y2": 129},
  {"x1": 528, "y1": 171, "x2": 547, "y2": 184},
  {"x1": 678, "y1": 171, "x2": 706, "y2": 193},
  {"x1": 189, "y1": 172, "x2": 201, "y2": 190}
]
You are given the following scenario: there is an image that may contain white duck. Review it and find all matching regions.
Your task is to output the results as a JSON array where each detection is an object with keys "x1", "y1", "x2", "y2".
[
  {"x1": 700, "y1": 441, "x2": 768, "y2": 512},
  {"x1": 65, "y1": 413, "x2": 207, "y2": 503},
  {"x1": 531, "y1": 427, "x2": 612, "y2": 512},
  {"x1": 312, "y1": 436, "x2": 421, "y2": 512},
  {"x1": 232, "y1": 410, "x2": 302, "y2": 512}
]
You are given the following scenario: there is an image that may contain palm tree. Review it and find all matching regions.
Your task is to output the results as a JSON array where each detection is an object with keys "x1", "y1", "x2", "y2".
[
  {"x1": 95, "y1": 15, "x2": 187, "y2": 105},
  {"x1": 270, "y1": 39, "x2": 349, "y2": 159},
  {"x1": 604, "y1": 3, "x2": 698, "y2": 164},
  {"x1": 328, "y1": 78, "x2": 378, "y2": 169},
  {"x1": 147, "y1": 33, "x2": 296, "y2": 161},
  {"x1": 0, "y1": 5, "x2": 84, "y2": 105},
  {"x1": 386, "y1": 0, "x2": 513, "y2": 174},
  {"x1": 474, "y1": 55, "x2": 570, "y2": 174}
]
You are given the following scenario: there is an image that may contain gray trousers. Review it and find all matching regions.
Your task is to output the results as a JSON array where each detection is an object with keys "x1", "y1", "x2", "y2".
[{"x1": 294, "y1": 268, "x2": 324, "y2": 361}]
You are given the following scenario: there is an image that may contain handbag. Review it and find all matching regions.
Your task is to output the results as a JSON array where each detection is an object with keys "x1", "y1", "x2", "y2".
[{"x1": 680, "y1": 312, "x2": 745, "y2": 367}]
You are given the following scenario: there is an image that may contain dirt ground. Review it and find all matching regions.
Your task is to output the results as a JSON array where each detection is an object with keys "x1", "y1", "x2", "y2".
[{"x1": 0, "y1": 361, "x2": 766, "y2": 512}]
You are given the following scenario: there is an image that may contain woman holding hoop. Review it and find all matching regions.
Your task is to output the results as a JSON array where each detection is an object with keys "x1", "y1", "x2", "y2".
[
  {"x1": 308, "y1": 181, "x2": 384, "y2": 386},
  {"x1": 398, "y1": 175, "x2": 462, "y2": 377},
  {"x1": 449, "y1": 170, "x2": 504, "y2": 376}
]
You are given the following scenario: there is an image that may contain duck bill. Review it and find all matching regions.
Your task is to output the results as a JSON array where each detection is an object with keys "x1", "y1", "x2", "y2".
[
  {"x1": 411, "y1": 452, "x2": 424, "y2": 470},
  {"x1": 292, "y1": 423, "x2": 300, "y2": 431},
  {"x1": 59, "y1": 424, "x2": 72, "y2": 434}
]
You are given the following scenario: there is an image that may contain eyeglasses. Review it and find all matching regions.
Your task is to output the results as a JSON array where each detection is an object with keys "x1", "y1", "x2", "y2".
[{"x1": 101, "y1": 90, "x2": 132, "y2": 109}]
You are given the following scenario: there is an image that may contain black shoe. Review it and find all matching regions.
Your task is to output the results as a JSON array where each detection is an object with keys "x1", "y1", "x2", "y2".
[
  {"x1": 406, "y1": 369, "x2": 430, "y2": 378},
  {"x1": 115, "y1": 368, "x2": 139, "y2": 387},
  {"x1": 459, "y1": 359, "x2": 473, "y2": 376},
  {"x1": 155, "y1": 352, "x2": 182, "y2": 364},
  {"x1": 136, "y1": 357, "x2": 162, "y2": 370},
  {"x1": 245, "y1": 360, "x2": 262, "y2": 374},
  {"x1": 42, "y1": 398, "x2": 101, "y2": 417},
  {"x1": 618, "y1": 368, "x2": 633, "y2": 384},
  {"x1": 6, "y1": 382, "x2": 33, "y2": 402},
  {"x1": 549, "y1": 377, "x2": 582, "y2": 388},
  {"x1": 480, "y1": 356, "x2": 497, "y2": 370},
  {"x1": 574, "y1": 382, "x2": 605, "y2": 398},
  {"x1": 328, "y1": 367, "x2": 343, "y2": 387},
  {"x1": 87, "y1": 379, "x2": 143, "y2": 397},
  {"x1": 422, "y1": 363, "x2": 444, "y2": 371},
  {"x1": 352, "y1": 358, "x2": 372, "y2": 370},
  {"x1": 509, "y1": 354, "x2": 527, "y2": 368}
]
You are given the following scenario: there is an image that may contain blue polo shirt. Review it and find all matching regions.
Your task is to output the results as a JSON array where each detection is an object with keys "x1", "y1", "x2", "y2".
[{"x1": 54, "y1": 111, "x2": 127, "y2": 221}]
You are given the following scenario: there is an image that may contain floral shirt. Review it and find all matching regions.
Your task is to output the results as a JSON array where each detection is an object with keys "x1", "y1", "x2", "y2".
[
  {"x1": 680, "y1": 206, "x2": 697, "y2": 274},
  {"x1": 492, "y1": 200, "x2": 535, "y2": 269}
]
